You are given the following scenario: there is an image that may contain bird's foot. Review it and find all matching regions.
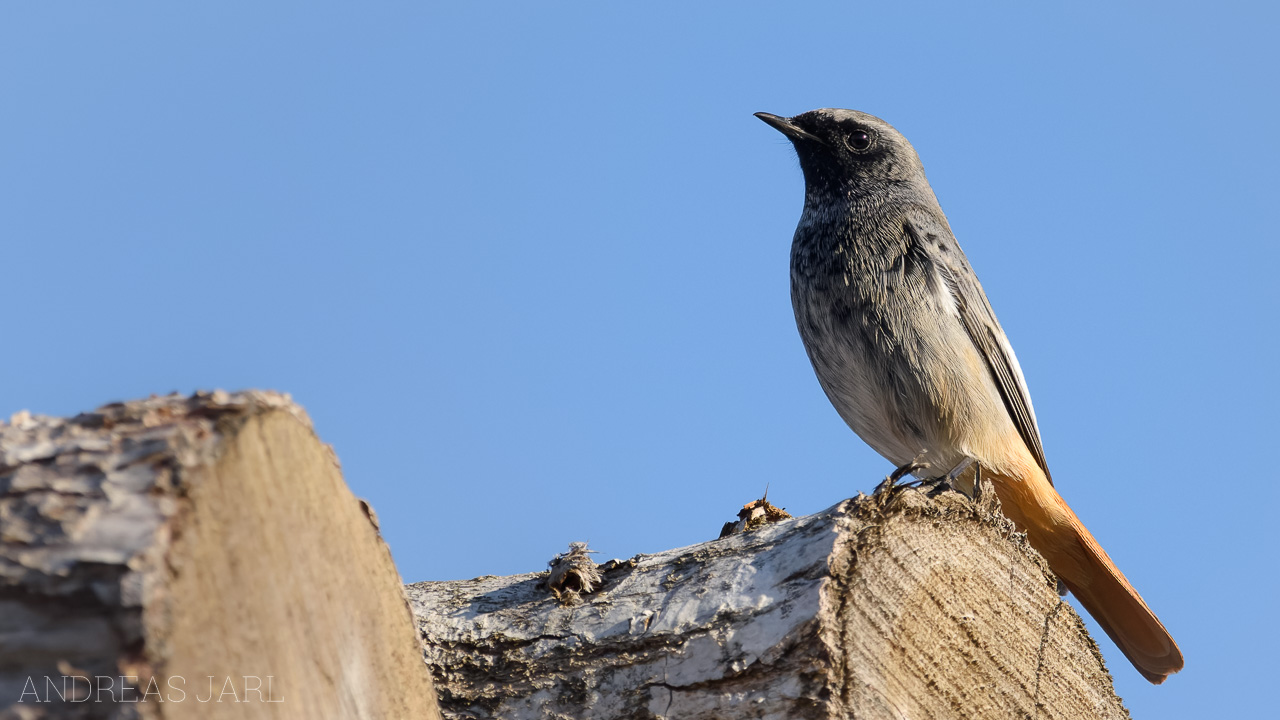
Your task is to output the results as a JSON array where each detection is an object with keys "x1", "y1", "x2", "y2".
[{"x1": 874, "y1": 461, "x2": 929, "y2": 494}]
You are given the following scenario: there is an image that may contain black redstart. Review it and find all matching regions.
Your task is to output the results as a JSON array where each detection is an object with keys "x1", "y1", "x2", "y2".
[{"x1": 756, "y1": 108, "x2": 1183, "y2": 684}]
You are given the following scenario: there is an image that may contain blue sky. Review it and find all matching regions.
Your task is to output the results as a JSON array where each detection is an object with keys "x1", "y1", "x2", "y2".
[{"x1": 2, "y1": 2, "x2": 1276, "y2": 716}]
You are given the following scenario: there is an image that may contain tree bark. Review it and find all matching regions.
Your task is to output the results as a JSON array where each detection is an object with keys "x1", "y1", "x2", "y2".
[
  {"x1": 0, "y1": 391, "x2": 441, "y2": 720},
  {"x1": 410, "y1": 485, "x2": 1130, "y2": 720}
]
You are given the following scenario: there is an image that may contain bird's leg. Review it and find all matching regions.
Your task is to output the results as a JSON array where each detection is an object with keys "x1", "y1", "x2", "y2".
[
  {"x1": 874, "y1": 460, "x2": 929, "y2": 494},
  {"x1": 916, "y1": 457, "x2": 977, "y2": 497},
  {"x1": 945, "y1": 457, "x2": 975, "y2": 484}
]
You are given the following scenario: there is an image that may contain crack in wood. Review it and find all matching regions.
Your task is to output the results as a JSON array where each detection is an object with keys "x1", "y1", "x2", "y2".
[{"x1": 1033, "y1": 598, "x2": 1066, "y2": 715}]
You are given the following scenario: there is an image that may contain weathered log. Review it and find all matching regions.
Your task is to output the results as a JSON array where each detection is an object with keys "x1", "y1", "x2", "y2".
[
  {"x1": 410, "y1": 485, "x2": 1128, "y2": 719},
  {"x1": 0, "y1": 391, "x2": 440, "y2": 720}
]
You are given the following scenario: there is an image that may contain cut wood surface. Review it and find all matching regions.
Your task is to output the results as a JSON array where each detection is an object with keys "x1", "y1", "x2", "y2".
[
  {"x1": 0, "y1": 391, "x2": 440, "y2": 720},
  {"x1": 410, "y1": 485, "x2": 1130, "y2": 719}
]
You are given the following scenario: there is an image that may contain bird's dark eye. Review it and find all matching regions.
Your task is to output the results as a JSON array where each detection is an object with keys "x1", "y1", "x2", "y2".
[{"x1": 846, "y1": 130, "x2": 871, "y2": 151}]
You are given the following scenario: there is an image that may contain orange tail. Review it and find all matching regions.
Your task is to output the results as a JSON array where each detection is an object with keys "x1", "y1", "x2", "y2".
[{"x1": 988, "y1": 470, "x2": 1184, "y2": 684}]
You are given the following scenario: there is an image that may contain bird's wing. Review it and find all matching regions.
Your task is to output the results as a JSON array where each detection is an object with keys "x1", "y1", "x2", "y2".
[{"x1": 907, "y1": 217, "x2": 1053, "y2": 484}]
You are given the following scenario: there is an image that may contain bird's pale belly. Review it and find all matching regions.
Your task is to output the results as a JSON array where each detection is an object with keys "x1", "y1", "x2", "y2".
[{"x1": 793, "y1": 282, "x2": 1016, "y2": 479}]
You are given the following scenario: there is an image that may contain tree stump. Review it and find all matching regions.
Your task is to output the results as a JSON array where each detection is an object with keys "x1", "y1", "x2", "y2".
[
  {"x1": 410, "y1": 486, "x2": 1129, "y2": 719},
  {"x1": 0, "y1": 391, "x2": 441, "y2": 720}
]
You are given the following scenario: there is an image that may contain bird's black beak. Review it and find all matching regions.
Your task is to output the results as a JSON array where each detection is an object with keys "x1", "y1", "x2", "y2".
[{"x1": 754, "y1": 112, "x2": 827, "y2": 146}]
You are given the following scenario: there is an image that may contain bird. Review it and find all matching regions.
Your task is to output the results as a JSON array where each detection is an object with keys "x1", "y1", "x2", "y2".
[{"x1": 755, "y1": 108, "x2": 1183, "y2": 684}]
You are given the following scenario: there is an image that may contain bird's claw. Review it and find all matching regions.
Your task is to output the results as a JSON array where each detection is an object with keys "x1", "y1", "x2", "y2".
[{"x1": 875, "y1": 461, "x2": 929, "y2": 494}]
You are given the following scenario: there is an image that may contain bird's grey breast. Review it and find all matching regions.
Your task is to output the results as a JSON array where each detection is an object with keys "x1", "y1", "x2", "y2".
[{"x1": 789, "y1": 195, "x2": 978, "y2": 468}]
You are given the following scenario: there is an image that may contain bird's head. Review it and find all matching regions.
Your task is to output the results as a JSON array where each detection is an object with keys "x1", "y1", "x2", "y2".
[{"x1": 755, "y1": 108, "x2": 927, "y2": 194}]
